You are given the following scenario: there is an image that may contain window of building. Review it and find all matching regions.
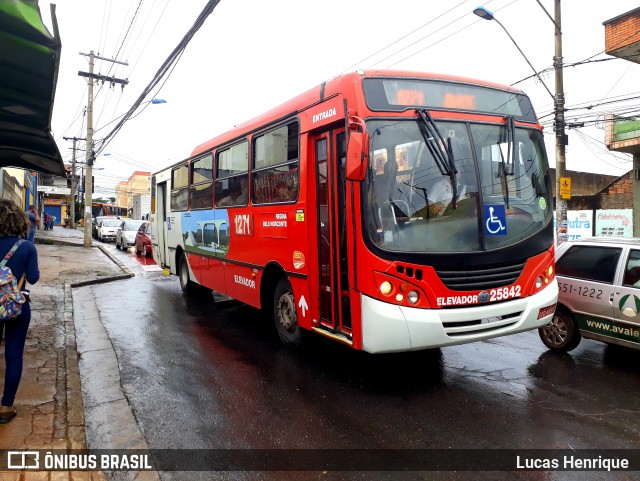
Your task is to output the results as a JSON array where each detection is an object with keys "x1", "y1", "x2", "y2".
[{"x1": 252, "y1": 122, "x2": 299, "y2": 204}]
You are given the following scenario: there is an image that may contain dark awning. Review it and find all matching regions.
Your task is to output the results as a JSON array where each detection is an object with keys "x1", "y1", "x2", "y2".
[{"x1": 0, "y1": 0, "x2": 65, "y2": 176}]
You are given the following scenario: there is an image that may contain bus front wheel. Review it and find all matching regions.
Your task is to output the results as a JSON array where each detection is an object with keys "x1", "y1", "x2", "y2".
[
  {"x1": 273, "y1": 278, "x2": 302, "y2": 348},
  {"x1": 179, "y1": 253, "x2": 196, "y2": 295}
]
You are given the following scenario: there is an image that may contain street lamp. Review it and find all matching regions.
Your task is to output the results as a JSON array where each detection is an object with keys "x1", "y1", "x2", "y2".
[
  {"x1": 473, "y1": 4, "x2": 567, "y2": 243},
  {"x1": 473, "y1": 7, "x2": 554, "y2": 100}
]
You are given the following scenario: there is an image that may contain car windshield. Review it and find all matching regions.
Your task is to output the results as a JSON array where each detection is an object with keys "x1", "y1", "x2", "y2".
[
  {"x1": 123, "y1": 221, "x2": 145, "y2": 231},
  {"x1": 362, "y1": 118, "x2": 553, "y2": 253},
  {"x1": 101, "y1": 220, "x2": 120, "y2": 227}
]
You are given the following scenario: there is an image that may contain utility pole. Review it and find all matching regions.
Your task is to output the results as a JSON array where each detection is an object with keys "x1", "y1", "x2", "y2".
[
  {"x1": 553, "y1": 0, "x2": 568, "y2": 244},
  {"x1": 78, "y1": 50, "x2": 128, "y2": 247},
  {"x1": 63, "y1": 136, "x2": 85, "y2": 229}
]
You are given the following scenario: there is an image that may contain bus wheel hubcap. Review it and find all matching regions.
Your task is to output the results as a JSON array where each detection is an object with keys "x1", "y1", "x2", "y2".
[{"x1": 278, "y1": 292, "x2": 296, "y2": 332}]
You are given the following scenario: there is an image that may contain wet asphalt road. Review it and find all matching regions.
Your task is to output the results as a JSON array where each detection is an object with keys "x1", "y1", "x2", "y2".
[{"x1": 87, "y1": 244, "x2": 640, "y2": 481}]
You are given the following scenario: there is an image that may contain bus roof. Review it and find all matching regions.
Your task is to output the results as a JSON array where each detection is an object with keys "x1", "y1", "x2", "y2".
[{"x1": 187, "y1": 70, "x2": 528, "y2": 160}]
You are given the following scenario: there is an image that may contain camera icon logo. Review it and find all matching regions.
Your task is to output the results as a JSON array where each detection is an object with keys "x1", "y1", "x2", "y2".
[{"x1": 7, "y1": 451, "x2": 40, "y2": 469}]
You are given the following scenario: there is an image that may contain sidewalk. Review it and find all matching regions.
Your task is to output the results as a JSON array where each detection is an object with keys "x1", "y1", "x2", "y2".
[{"x1": 0, "y1": 226, "x2": 127, "y2": 480}]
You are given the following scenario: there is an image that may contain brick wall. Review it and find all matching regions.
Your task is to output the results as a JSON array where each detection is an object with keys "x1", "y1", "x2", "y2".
[
  {"x1": 604, "y1": 10, "x2": 640, "y2": 55},
  {"x1": 567, "y1": 171, "x2": 633, "y2": 210}
]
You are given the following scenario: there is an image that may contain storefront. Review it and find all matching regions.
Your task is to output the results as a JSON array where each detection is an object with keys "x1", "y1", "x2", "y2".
[{"x1": 38, "y1": 186, "x2": 69, "y2": 226}]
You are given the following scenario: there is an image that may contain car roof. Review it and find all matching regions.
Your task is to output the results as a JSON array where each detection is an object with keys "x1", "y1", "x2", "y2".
[{"x1": 563, "y1": 237, "x2": 640, "y2": 247}]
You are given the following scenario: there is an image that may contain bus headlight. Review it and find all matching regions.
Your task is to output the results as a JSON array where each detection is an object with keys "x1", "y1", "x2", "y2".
[
  {"x1": 373, "y1": 271, "x2": 429, "y2": 308},
  {"x1": 380, "y1": 281, "x2": 393, "y2": 296},
  {"x1": 407, "y1": 290, "x2": 419, "y2": 304},
  {"x1": 530, "y1": 261, "x2": 555, "y2": 295}
]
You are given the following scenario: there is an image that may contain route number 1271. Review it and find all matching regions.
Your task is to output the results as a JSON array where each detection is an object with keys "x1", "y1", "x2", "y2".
[{"x1": 234, "y1": 214, "x2": 252, "y2": 235}]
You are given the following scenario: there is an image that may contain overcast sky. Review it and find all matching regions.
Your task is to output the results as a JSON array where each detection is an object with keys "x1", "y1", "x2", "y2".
[{"x1": 41, "y1": 0, "x2": 640, "y2": 197}]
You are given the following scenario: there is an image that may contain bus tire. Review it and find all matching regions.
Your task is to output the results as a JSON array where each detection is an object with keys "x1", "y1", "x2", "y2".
[
  {"x1": 273, "y1": 277, "x2": 302, "y2": 348},
  {"x1": 179, "y1": 253, "x2": 196, "y2": 295},
  {"x1": 538, "y1": 308, "x2": 581, "y2": 352}
]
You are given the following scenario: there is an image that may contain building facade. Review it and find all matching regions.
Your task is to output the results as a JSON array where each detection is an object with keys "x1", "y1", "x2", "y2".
[{"x1": 114, "y1": 171, "x2": 151, "y2": 213}]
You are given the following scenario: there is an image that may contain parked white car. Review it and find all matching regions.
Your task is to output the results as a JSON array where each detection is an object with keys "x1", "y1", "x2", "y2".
[
  {"x1": 115, "y1": 220, "x2": 145, "y2": 250},
  {"x1": 539, "y1": 236, "x2": 640, "y2": 352},
  {"x1": 97, "y1": 219, "x2": 121, "y2": 242}
]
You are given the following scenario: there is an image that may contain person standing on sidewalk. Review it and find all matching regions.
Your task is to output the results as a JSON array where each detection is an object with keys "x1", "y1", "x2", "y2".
[
  {"x1": 26, "y1": 205, "x2": 39, "y2": 242},
  {"x1": 0, "y1": 199, "x2": 40, "y2": 424}
]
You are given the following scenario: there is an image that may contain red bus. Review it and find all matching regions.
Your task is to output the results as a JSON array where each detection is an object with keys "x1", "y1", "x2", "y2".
[
  {"x1": 151, "y1": 70, "x2": 558, "y2": 353},
  {"x1": 92, "y1": 202, "x2": 127, "y2": 218}
]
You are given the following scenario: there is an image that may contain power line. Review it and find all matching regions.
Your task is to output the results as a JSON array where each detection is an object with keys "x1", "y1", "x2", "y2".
[
  {"x1": 385, "y1": 0, "x2": 520, "y2": 68},
  {"x1": 511, "y1": 28, "x2": 640, "y2": 86},
  {"x1": 96, "y1": 0, "x2": 222, "y2": 156},
  {"x1": 538, "y1": 92, "x2": 640, "y2": 120},
  {"x1": 597, "y1": 63, "x2": 635, "y2": 105},
  {"x1": 127, "y1": 0, "x2": 170, "y2": 77},
  {"x1": 337, "y1": 0, "x2": 476, "y2": 74},
  {"x1": 112, "y1": 0, "x2": 145, "y2": 62},
  {"x1": 573, "y1": 130, "x2": 632, "y2": 171}
]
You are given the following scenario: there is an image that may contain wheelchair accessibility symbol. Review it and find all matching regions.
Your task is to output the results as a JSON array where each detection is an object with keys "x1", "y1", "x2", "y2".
[{"x1": 484, "y1": 205, "x2": 507, "y2": 235}]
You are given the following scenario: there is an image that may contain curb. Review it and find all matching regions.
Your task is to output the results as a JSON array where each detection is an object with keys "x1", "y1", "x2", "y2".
[
  {"x1": 56, "y1": 242, "x2": 136, "y2": 450},
  {"x1": 94, "y1": 244, "x2": 135, "y2": 281},
  {"x1": 60, "y1": 283, "x2": 87, "y2": 448},
  {"x1": 34, "y1": 238, "x2": 88, "y2": 247}
]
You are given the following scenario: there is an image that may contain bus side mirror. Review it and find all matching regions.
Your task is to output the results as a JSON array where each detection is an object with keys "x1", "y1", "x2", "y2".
[{"x1": 346, "y1": 130, "x2": 368, "y2": 181}]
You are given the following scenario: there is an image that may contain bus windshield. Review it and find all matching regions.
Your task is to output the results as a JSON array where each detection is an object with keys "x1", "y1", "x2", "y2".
[{"x1": 363, "y1": 119, "x2": 552, "y2": 253}]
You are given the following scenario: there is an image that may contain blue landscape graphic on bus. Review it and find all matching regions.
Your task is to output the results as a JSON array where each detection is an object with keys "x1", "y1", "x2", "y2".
[{"x1": 181, "y1": 210, "x2": 230, "y2": 257}]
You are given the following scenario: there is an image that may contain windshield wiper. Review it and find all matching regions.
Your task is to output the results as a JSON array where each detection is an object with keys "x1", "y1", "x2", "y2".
[
  {"x1": 416, "y1": 109, "x2": 461, "y2": 210},
  {"x1": 416, "y1": 109, "x2": 456, "y2": 178},
  {"x1": 505, "y1": 116, "x2": 515, "y2": 176},
  {"x1": 500, "y1": 116, "x2": 516, "y2": 208}
]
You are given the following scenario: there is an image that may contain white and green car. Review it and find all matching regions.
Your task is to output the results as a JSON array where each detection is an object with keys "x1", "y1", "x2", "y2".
[{"x1": 540, "y1": 237, "x2": 640, "y2": 352}]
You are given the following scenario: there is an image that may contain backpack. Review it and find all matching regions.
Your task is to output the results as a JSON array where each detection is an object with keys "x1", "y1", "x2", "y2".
[{"x1": 0, "y1": 240, "x2": 27, "y2": 321}]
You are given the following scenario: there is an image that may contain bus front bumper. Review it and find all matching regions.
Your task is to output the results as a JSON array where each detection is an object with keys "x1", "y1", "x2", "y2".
[{"x1": 361, "y1": 279, "x2": 558, "y2": 353}]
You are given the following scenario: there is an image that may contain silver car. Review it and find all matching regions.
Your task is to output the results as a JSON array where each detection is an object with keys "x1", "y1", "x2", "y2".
[
  {"x1": 115, "y1": 220, "x2": 146, "y2": 250},
  {"x1": 539, "y1": 237, "x2": 640, "y2": 352},
  {"x1": 97, "y1": 219, "x2": 121, "y2": 242}
]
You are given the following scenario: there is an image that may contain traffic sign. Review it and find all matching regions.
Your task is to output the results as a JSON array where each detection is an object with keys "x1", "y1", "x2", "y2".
[{"x1": 559, "y1": 177, "x2": 571, "y2": 199}]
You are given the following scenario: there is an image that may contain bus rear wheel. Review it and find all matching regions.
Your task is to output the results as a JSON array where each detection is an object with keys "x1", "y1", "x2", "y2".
[
  {"x1": 273, "y1": 278, "x2": 302, "y2": 348},
  {"x1": 179, "y1": 253, "x2": 196, "y2": 295}
]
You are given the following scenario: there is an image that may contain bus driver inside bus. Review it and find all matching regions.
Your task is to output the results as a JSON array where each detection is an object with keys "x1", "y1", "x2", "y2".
[{"x1": 427, "y1": 170, "x2": 468, "y2": 217}]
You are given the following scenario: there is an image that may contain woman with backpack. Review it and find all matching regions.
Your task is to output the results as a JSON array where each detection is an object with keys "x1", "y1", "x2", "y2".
[{"x1": 0, "y1": 198, "x2": 39, "y2": 424}]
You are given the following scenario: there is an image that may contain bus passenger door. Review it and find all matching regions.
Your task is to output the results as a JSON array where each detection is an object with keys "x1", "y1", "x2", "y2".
[
  {"x1": 314, "y1": 129, "x2": 352, "y2": 338},
  {"x1": 156, "y1": 181, "x2": 168, "y2": 267}
]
